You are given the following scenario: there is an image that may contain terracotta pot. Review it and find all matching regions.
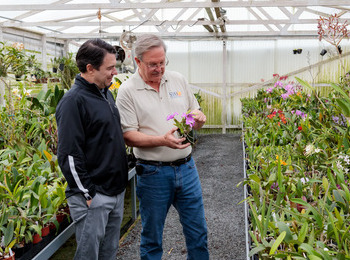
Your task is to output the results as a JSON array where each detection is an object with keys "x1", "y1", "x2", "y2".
[
  {"x1": 41, "y1": 225, "x2": 50, "y2": 237},
  {"x1": 56, "y1": 213, "x2": 66, "y2": 223},
  {"x1": 1, "y1": 252, "x2": 15, "y2": 260},
  {"x1": 32, "y1": 233, "x2": 42, "y2": 244},
  {"x1": 49, "y1": 222, "x2": 56, "y2": 231},
  {"x1": 63, "y1": 206, "x2": 70, "y2": 215}
]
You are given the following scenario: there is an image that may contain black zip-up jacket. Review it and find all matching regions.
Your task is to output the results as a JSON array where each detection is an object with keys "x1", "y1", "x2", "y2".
[{"x1": 56, "y1": 74, "x2": 128, "y2": 200}]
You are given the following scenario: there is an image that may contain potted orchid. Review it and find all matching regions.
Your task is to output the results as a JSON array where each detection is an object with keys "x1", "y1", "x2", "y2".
[{"x1": 167, "y1": 110, "x2": 195, "y2": 144}]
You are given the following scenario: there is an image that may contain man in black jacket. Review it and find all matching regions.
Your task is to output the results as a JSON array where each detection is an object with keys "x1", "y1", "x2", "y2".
[{"x1": 56, "y1": 39, "x2": 128, "y2": 260}]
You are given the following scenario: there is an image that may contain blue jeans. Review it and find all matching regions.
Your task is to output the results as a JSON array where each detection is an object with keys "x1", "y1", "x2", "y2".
[{"x1": 136, "y1": 158, "x2": 209, "y2": 260}]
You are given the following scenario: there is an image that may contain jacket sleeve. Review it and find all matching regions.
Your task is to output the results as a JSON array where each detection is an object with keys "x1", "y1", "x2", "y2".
[{"x1": 56, "y1": 95, "x2": 95, "y2": 200}]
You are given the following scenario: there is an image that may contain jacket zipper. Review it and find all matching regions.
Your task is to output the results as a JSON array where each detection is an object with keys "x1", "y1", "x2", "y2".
[{"x1": 96, "y1": 86, "x2": 115, "y2": 115}]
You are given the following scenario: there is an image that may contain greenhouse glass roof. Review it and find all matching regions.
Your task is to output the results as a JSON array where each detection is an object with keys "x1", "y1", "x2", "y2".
[{"x1": 0, "y1": 0, "x2": 350, "y2": 41}]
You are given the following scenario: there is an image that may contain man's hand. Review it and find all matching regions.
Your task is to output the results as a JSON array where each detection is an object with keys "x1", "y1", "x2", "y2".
[
  {"x1": 163, "y1": 127, "x2": 191, "y2": 149},
  {"x1": 192, "y1": 109, "x2": 206, "y2": 130}
]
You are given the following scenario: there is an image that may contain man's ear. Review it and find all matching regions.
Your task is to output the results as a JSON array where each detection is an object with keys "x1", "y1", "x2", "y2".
[
  {"x1": 135, "y1": 57, "x2": 141, "y2": 67},
  {"x1": 86, "y1": 64, "x2": 95, "y2": 73}
]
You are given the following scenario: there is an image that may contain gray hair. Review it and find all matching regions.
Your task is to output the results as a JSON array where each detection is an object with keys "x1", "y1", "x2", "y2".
[{"x1": 134, "y1": 34, "x2": 167, "y2": 60}]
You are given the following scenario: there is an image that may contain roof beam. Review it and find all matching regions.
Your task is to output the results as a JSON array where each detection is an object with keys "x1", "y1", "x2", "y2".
[
  {"x1": 205, "y1": 8, "x2": 218, "y2": 33},
  {"x1": 212, "y1": 0, "x2": 226, "y2": 33},
  {"x1": 46, "y1": 30, "x2": 318, "y2": 40},
  {"x1": 246, "y1": 7, "x2": 274, "y2": 32},
  {"x1": 4, "y1": 18, "x2": 349, "y2": 28},
  {"x1": 174, "y1": 8, "x2": 202, "y2": 34},
  {"x1": 257, "y1": 7, "x2": 282, "y2": 30},
  {"x1": 1, "y1": 1, "x2": 350, "y2": 11}
]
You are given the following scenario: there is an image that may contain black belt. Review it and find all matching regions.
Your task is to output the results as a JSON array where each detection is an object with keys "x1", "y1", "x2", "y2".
[{"x1": 137, "y1": 154, "x2": 192, "y2": 167}]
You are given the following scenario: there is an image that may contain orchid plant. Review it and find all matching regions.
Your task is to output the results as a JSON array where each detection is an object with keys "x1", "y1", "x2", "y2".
[{"x1": 167, "y1": 110, "x2": 195, "y2": 144}]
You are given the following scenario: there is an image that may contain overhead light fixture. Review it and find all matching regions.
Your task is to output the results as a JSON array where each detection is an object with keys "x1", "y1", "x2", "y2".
[
  {"x1": 219, "y1": 8, "x2": 227, "y2": 15},
  {"x1": 293, "y1": 49, "x2": 302, "y2": 54},
  {"x1": 320, "y1": 49, "x2": 327, "y2": 56}
]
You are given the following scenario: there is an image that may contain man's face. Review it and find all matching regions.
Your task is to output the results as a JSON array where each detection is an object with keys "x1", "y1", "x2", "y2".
[
  {"x1": 93, "y1": 52, "x2": 118, "y2": 89},
  {"x1": 136, "y1": 46, "x2": 166, "y2": 84}
]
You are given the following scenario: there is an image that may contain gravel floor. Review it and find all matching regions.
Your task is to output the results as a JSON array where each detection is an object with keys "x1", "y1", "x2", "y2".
[{"x1": 117, "y1": 133, "x2": 247, "y2": 260}]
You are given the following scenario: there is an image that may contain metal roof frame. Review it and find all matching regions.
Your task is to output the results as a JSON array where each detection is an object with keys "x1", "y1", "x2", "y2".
[{"x1": 0, "y1": 0, "x2": 350, "y2": 41}]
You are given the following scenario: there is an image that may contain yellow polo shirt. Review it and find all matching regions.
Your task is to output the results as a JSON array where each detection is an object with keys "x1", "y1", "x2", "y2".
[{"x1": 116, "y1": 70, "x2": 200, "y2": 161}]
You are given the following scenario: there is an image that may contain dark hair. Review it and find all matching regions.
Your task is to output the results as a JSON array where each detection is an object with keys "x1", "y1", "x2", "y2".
[{"x1": 76, "y1": 39, "x2": 117, "y2": 73}]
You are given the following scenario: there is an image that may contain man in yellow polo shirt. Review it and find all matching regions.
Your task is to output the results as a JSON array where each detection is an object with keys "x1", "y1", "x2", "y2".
[{"x1": 116, "y1": 33, "x2": 209, "y2": 260}]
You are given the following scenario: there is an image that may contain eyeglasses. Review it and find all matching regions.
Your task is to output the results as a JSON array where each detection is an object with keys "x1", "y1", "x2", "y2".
[{"x1": 141, "y1": 57, "x2": 169, "y2": 69}]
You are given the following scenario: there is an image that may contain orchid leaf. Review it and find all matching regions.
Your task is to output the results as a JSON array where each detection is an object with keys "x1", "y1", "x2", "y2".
[
  {"x1": 269, "y1": 231, "x2": 286, "y2": 255},
  {"x1": 330, "y1": 83, "x2": 350, "y2": 101},
  {"x1": 335, "y1": 98, "x2": 350, "y2": 117},
  {"x1": 295, "y1": 77, "x2": 315, "y2": 92},
  {"x1": 249, "y1": 245, "x2": 265, "y2": 257},
  {"x1": 298, "y1": 222, "x2": 308, "y2": 243}
]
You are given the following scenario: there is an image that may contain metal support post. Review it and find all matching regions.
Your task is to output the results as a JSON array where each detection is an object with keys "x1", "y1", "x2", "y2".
[{"x1": 128, "y1": 167, "x2": 137, "y2": 221}]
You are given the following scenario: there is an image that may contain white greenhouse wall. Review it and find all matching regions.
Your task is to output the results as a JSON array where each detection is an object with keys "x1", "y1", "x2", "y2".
[
  {"x1": 166, "y1": 38, "x2": 350, "y2": 85},
  {"x1": 230, "y1": 40, "x2": 275, "y2": 84},
  {"x1": 164, "y1": 38, "x2": 350, "y2": 128}
]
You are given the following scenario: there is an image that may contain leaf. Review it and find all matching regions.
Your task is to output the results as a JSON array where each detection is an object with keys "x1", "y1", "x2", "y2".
[
  {"x1": 330, "y1": 83, "x2": 350, "y2": 101},
  {"x1": 3, "y1": 220, "x2": 14, "y2": 246},
  {"x1": 299, "y1": 243, "x2": 313, "y2": 254},
  {"x1": 325, "y1": 207, "x2": 341, "y2": 250},
  {"x1": 249, "y1": 245, "x2": 265, "y2": 257},
  {"x1": 18, "y1": 157, "x2": 32, "y2": 164},
  {"x1": 249, "y1": 174, "x2": 261, "y2": 184},
  {"x1": 43, "y1": 150, "x2": 52, "y2": 162},
  {"x1": 277, "y1": 222, "x2": 293, "y2": 243},
  {"x1": 28, "y1": 97, "x2": 44, "y2": 111},
  {"x1": 290, "y1": 198, "x2": 308, "y2": 206},
  {"x1": 295, "y1": 77, "x2": 315, "y2": 92},
  {"x1": 248, "y1": 230, "x2": 260, "y2": 246},
  {"x1": 336, "y1": 98, "x2": 350, "y2": 117},
  {"x1": 322, "y1": 177, "x2": 329, "y2": 194},
  {"x1": 298, "y1": 222, "x2": 308, "y2": 243},
  {"x1": 269, "y1": 231, "x2": 286, "y2": 255},
  {"x1": 29, "y1": 224, "x2": 41, "y2": 235},
  {"x1": 333, "y1": 207, "x2": 343, "y2": 228},
  {"x1": 341, "y1": 224, "x2": 350, "y2": 248},
  {"x1": 309, "y1": 255, "x2": 323, "y2": 260},
  {"x1": 43, "y1": 88, "x2": 52, "y2": 101},
  {"x1": 308, "y1": 227, "x2": 315, "y2": 245},
  {"x1": 248, "y1": 200, "x2": 263, "y2": 234},
  {"x1": 263, "y1": 201, "x2": 273, "y2": 238},
  {"x1": 290, "y1": 198, "x2": 323, "y2": 228},
  {"x1": 333, "y1": 189, "x2": 345, "y2": 205}
]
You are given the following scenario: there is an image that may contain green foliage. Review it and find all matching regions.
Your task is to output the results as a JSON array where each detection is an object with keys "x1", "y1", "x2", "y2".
[
  {"x1": 0, "y1": 42, "x2": 38, "y2": 79},
  {"x1": 56, "y1": 53, "x2": 79, "y2": 89},
  {"x1": 242, "y1": 75, "x2": 350, "y2": 258},
  {"x1": 0, "y1": 84, "x2": 66, "y2": 254},
  {"x1": 27, "y1": 85, "x2": 64, "y2": 116},
  {"x1": 194, "y1": 91, "x2": 204, "y2": 107}
]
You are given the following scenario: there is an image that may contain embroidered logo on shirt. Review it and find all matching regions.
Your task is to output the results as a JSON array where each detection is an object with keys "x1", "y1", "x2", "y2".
[{"x1": 169, "y1": 91, "x2": 182, "y2": 98}]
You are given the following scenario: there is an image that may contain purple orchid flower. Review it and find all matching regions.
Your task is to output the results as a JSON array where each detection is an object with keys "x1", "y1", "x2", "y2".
[
  {"x1": 167, "y1": 112, "x2": 179, "y2": 121},
  {"x1": 185, "y1": 113, "x2": 195, "y2": 128}
]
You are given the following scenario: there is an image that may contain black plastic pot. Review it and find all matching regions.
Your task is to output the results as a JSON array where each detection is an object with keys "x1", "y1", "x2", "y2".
[{"x1": 59, "y1": 63, "x2": 64, "y2": 71}]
